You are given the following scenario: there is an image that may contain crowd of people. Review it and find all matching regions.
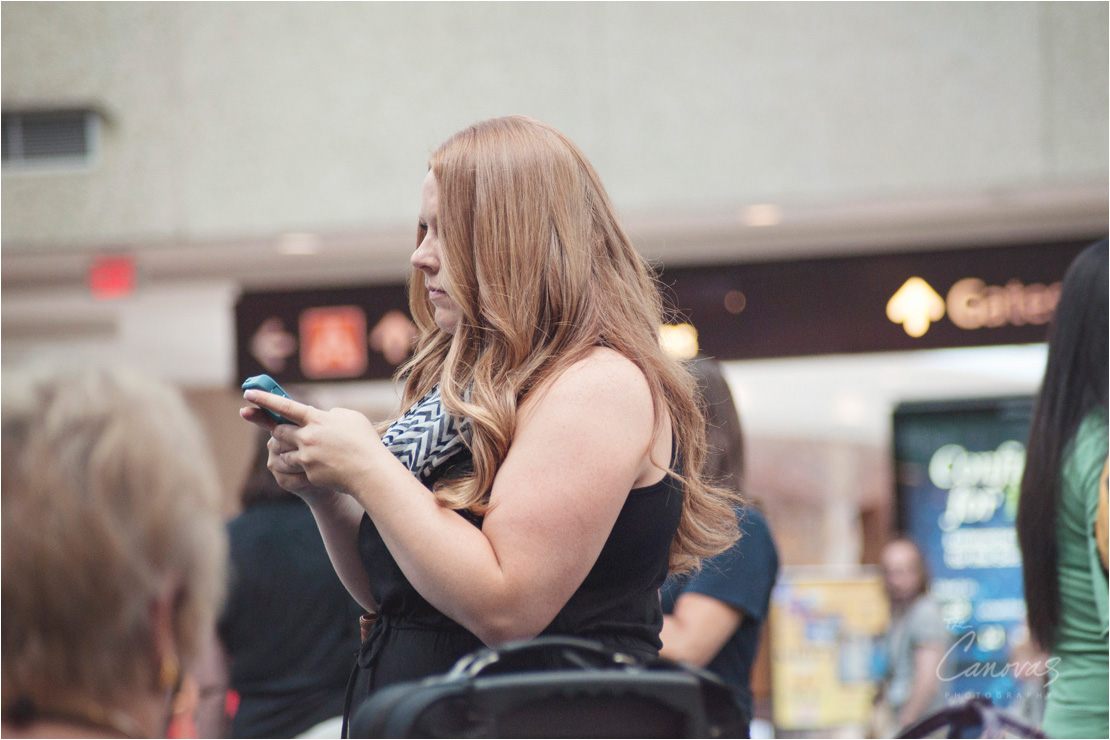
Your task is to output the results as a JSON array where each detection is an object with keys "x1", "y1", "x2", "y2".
[{"x1": 1, "y1": 116, "x2": 1105, "y2": 740}]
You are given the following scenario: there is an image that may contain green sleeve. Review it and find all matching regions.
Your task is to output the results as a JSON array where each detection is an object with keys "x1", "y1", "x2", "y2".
[
  {"x1": 1088, "y1": 482, "x2": 1109, "y2": 640},
  {"x1": 1079, "y1": 418, "x2": 1110, "y2": 639}
]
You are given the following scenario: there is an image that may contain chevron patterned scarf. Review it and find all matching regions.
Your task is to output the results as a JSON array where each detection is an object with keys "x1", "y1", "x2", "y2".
[{"x1": 381, "y1": 384, "x2": 469, "y2": 485}]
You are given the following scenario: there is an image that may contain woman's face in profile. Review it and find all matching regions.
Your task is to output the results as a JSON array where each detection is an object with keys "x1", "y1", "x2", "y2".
[{"x1": 412, "y1": 171, "x2": 462, "y2": 335}]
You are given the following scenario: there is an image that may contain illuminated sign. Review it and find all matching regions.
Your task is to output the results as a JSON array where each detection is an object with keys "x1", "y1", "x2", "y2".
[
  {"x1": 249, "y1": 317, "x2": 297, "y2": 373},
  {"x1": 894, "y1": 397, "x2": 1033, "y2": 709},
  {"x1": 89, "y1": 254, "x2": 137, "y2": 300},
  {"x1": 928, "y1": 441, "x2": 1025, "y2": 533},
  {"x1": 946, "y1": 278, "x2": 1060, "y2": 331},
  {"x1": 887, "y1": 278, "x2": 946, "y2": 337},
  {"x1": 300, "y1": 306, "x2": 368, "y2": 379},
  {"x1": 885, "y1": 276, "x2": 1062, "y2": 337},
  {"x1": 235, "y1": 238, "x2": 1097, "y2": 382},
  {"x1": 662, "y1": 238, "x2": 1093, "y2": 360},
  {"x1": 236, "y1": 284, "x2": 414, "y2": 384}
]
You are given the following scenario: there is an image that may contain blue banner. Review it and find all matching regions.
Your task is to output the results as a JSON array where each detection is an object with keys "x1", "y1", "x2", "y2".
[{"x1": 893, "y1": 397, "x2": 1042, "y2": 710}]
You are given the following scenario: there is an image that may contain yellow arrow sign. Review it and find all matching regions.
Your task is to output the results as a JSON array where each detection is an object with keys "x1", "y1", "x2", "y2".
[{"x1": 887, "y1": 277, "x2": 946, "y2": 337}]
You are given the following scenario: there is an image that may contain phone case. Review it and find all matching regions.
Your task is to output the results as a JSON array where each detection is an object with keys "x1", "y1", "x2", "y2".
[{"x1": 242, "y1": 374, "x2": 295, "y2": 425}]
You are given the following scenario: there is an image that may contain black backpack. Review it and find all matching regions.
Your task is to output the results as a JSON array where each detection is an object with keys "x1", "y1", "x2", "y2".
[{"x1": 348, "y1": 636, "x2": 750, "y2": 738}]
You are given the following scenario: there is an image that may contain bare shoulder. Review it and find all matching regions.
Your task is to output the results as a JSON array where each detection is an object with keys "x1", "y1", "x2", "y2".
[
  {"x1": 531, "y1": 347, "x2": 652, "y2": 414},
  {"x1": 509, "y1": 347, "x2": 668, "y2": 490}
]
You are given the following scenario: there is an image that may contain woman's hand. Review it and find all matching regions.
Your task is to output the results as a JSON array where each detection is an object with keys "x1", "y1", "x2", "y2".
[
  {"x1": 241, "y1": 393, "x2": 385, "y2": 615},
  {"x1": 240, "y1": 390, "x2": 387, "y2": 497}
]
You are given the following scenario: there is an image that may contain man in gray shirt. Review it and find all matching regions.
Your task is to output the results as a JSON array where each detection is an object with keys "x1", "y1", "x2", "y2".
[{"x1": 876, "y1": 538, "x2": 950, "y2": 736}]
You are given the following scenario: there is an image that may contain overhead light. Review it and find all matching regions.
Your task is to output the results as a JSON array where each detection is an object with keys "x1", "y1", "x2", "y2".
[
  {"x1": 659, "y1": 323, "x2": 699, "y2": 360},
  {"x1": 724, "y1": 290, "x2": 747, "y2": 314},
  {"x1": 277, "y1": 232, "x2": 322, "y2": 256},
  {"x1": 740, "y1": 204, "x2": 782, "y2": 227}
]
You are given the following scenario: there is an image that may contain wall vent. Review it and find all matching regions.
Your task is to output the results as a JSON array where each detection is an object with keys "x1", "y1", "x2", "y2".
[{"x1": 2, "y1": 109, "x2": 98, "y2": 168}]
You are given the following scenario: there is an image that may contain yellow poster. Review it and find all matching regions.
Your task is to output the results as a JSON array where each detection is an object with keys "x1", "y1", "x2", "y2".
[{"x1": 770, "y1": 567, "x2": 890, "y2": 732}]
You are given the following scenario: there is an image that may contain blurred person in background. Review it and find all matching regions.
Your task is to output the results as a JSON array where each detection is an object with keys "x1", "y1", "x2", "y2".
[
  {"x1": 873, "y1": 537, "x2": 949, "y2": 737},
  {"x1": 659, "y1": 357, "x2": 779, "y2": 733},
  {"x1": 1017, "y1": 238, "x2": 1108, "y2": 739},
  {"x1": 241, "y1": 115, "x2": 743, "y2": 731},
  {"x1": 201, "y1": 431, "x2": 364, "y2": 739},
  {"x1": 1007, "y1": 622, "x2": 1050, "y2": 729},
  {"x1": 1, "y1": 366, "x2": 227, "y2": 739}
]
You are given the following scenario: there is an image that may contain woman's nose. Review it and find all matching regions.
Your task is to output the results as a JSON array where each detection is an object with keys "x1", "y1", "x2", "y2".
[{"x1": 411, "y1": 239, "x2": 436, "y2": 273}]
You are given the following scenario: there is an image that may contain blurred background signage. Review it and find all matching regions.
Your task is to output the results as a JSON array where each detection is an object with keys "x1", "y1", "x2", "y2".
[
  {"x1": 298, "y1": 306, "x2": 369, "y2": 379},
  {"x1": 236, "y1": 284, "x2": 413, "y2": 384},
  {"x1": 769, "y1": 568, "x2": 889, "y2": 732},
  {"x1": 662, "y1": 238, "x2": 1089, "y2": 361},
  {"x1": 236, "y1": 239, "x2": 1089, "y2": 384},
  {"x1": 88, "y1": 254, "x2": 137, "y2": 301},
  {"x1": 894, "y1": 397, "x2": 1034, "y2": 709}
]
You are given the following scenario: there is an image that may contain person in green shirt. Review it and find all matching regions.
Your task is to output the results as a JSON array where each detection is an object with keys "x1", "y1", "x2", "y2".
[{"x1": 1017, "y1": 238, "x2": 1108, "y2": 739}]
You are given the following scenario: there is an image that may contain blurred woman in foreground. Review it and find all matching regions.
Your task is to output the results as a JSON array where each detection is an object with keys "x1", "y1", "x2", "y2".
[{"x1": 1, "y1": 366, "x2": 227, "y2": 738}]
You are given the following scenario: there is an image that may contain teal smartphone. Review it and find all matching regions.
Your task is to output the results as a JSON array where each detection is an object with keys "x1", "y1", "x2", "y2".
[{"x1": 242, "y1": 374, "x2": 296, "y2": 425}]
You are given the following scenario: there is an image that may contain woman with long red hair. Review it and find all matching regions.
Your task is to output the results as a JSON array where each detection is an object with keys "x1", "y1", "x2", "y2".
[{"x1": 242, "y1": 115, "x2": 743, "y2": 729}]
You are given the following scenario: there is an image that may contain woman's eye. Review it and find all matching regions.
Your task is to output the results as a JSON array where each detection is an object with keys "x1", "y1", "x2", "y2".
[{"x1": 418, "y1": 222, "x2": 428, "y2": 233}]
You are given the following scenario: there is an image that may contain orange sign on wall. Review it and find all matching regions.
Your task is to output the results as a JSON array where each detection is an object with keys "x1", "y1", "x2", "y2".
[{"x1": 299, "y1": 306, "x2": 368, "y2": 379}]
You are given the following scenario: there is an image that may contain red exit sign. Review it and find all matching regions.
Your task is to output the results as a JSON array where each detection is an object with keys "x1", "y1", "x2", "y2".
[{"x1": 89, "y1": 255, "x2": 136, "y2": 300}]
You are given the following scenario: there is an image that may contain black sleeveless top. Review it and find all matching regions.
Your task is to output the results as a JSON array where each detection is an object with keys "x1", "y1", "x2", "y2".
[{"x1": 345, "y1": 449, "x2": 684, "y2": 716}]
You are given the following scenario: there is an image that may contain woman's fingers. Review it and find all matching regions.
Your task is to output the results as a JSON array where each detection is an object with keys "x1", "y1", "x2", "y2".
[
  {"x1": 241, "y1": 402, "x2": 331, "y2": 499},
  {"x1": 266, "y1": 434, "x2": 302, "y2": 472},
  {"x1": 239, "y1": 405, "x2": 277, "y2": 432},
  {"x1": 248, "y1": 399, "x2": 380, "y2": 495},
  {"x1": 243, "y1": 389, "x2": 314, "y2": 426}
]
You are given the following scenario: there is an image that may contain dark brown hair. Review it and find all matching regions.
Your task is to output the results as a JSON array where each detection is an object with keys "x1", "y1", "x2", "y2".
[
  {"x1": 241, "y1": 430, "x2": 299, "y2": 509},
  {"x1": 690, "y1": 356, "x2": 745, "y2": 493}
]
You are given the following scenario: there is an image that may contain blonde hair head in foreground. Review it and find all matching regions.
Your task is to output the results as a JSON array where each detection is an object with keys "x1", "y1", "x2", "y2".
[{"x1": 1, "y1": 364, "x2": 227, "y2": 718}]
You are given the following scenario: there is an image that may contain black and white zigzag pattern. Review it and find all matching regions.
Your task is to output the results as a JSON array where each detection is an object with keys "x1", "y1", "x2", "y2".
[{"x1": 381, "y1": 385, "x2": 468, "y2": 484}]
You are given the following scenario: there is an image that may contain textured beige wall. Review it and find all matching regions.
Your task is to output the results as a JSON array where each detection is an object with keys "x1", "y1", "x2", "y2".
[{"x1": 3, "y1": 2, "x2": 1107, "y2": 250}]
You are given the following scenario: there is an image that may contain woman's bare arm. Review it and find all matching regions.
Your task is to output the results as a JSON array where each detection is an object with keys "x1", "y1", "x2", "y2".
[
  {"x1": 660, "y1": 593, "x2": 745, "y2": 667},
  {"x1": 248, "y1": 348, "x2": 665, "y2": 645}
]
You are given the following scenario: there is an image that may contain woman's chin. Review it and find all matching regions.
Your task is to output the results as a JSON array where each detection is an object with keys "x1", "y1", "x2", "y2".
[{"x1": 434, "y1": 313, "x2": 460, "y2": 335}]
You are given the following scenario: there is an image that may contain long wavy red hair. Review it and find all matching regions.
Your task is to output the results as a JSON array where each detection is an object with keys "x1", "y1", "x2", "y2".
[{"x1": 397, "y1": 115, "x2": 741, "y2": 573}]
